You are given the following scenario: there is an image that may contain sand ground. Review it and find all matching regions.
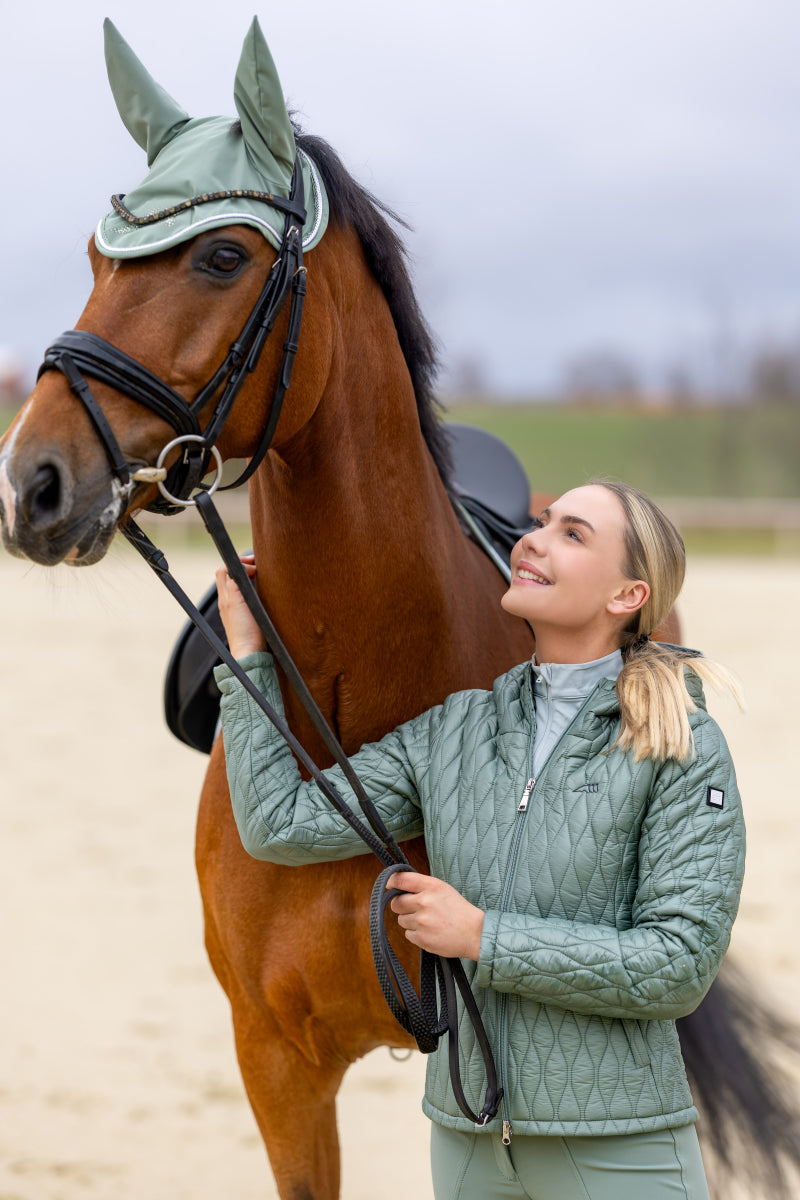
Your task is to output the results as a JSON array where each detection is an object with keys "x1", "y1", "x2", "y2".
[{"x1": 1, "y1": 542, "x2": 798, "y2": 1199}]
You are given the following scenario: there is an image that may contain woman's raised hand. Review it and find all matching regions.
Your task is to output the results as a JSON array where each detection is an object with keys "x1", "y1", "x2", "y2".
[{"x1": 215, "y1": 554, "x2": 268, "y2": 660}]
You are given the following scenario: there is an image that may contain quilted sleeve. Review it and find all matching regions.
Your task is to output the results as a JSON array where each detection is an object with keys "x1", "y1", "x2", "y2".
[
  {"x1": 214, "y1": 652, "x2": 433, "y2": 865},
  {"x1": 475, "y1": 713, "x2": 745, "y2": 1020}
]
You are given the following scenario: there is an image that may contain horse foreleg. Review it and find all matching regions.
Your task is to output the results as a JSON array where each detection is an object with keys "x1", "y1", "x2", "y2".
[
  {"x1": 197, "y1": 749, "x2": 420, "y2": 1198},
  {"x1": 230, "y1": 992, "x2": 347, "y2": 1200}
]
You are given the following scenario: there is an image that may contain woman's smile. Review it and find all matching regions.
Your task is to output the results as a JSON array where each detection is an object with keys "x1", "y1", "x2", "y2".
[{"x1": 513, "y1": 561, "x2": 552, "y2": 586}]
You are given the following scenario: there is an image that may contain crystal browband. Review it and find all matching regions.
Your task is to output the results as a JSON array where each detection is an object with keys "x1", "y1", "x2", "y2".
[{"x1": 110, "y1": 189, "x2": 306, "y2": 227}]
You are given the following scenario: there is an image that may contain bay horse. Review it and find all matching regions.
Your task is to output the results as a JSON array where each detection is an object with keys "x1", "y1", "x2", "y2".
[{"x1": 0, "y1": 19, "x2": 798, "y2": 1200}]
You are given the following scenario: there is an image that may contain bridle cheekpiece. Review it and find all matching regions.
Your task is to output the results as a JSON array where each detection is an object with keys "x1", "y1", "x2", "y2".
[{"x1": 38, "y1": 159, "x2": 307, "y2": 514}]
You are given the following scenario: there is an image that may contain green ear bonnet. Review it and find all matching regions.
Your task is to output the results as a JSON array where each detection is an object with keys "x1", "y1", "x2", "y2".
[{"x1": 95, "y1": 19, "x2": 328, "y2": 259}]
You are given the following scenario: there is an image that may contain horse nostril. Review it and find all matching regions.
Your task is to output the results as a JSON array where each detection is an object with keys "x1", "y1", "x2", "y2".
[{"x1": 25, "y1": 462, "x2": 63, "y2": 526}]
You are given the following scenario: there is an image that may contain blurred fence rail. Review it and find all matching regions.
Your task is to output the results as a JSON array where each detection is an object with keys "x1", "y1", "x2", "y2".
[
  {"x1": 658, "y1": 497, "x2": 800, "y2": 531},
  {"x1": 135, "y1": 491, "x2": 800, "y2": 558}
]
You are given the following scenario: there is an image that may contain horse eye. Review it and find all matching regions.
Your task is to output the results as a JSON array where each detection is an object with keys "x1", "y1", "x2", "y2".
[{"x1": 204, "y1": 247, "x2": 245, "y2": 275}]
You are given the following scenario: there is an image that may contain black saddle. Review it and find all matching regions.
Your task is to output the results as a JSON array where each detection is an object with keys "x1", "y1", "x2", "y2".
[{"x1": 163, "y1": 423, "x2": 533, "y2": 753}]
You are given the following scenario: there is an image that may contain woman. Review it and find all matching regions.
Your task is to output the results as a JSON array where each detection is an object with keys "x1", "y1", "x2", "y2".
[{"x1": 214, "y1": 481, "x2": 745, "y2": 1200}]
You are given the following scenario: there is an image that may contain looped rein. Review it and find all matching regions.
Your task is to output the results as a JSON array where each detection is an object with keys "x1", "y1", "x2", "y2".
[{"x1": 370, "y1": 865, "x2": 503, "y2": 1126}]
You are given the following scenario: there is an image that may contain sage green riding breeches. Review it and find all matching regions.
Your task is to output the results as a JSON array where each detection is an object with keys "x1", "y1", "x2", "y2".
[{"x1": 430, "y1": 1122, "x2": 710, "y2": 1200}]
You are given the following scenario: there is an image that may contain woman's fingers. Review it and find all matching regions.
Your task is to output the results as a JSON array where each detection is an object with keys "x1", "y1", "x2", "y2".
[
  {"x1": 215, "y1": 558, "x2": 268, "y2": 658},
  {"x1": 385, "y1": 872, "x2": 484, "y2": 960},
  {"x1": 386, "y1": 871, "x2": 425, "y2": 894}
]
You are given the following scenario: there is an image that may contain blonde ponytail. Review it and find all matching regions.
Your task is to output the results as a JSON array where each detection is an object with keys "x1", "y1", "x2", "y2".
[
  {"x1": 615, "y1": 640, "x2": 744, "y2": 762},
  {"x1": 591, "y1": 480, "x2": 744, "y2": 762}
]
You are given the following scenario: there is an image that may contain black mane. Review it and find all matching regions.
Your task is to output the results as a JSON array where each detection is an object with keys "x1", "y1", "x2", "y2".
[{"x1": 294, "y1": 131, "x2": 453, "y2": 491}]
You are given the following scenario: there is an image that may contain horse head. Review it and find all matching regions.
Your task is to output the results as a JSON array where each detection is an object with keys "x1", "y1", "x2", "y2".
[{"x1": 0, "y1": 18, "x2": 330, "y2": 566}]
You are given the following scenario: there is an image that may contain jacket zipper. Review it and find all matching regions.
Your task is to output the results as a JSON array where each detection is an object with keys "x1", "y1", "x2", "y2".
[
  {"x1": 495, "y1": 677, "x2": 609, "y2": 1144},
  {"x1": 518, "y1": 776, "x2": 535, "y2": 813},
  {"x1": 497, "y1": 772, "x2": 536, "y2": 1144}
]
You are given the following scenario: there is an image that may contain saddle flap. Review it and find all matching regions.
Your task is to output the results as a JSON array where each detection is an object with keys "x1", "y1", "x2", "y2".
[
  {"x1": 447, "y1": 423, "x2": 532, "y2": 530},
  {"x1": 163, "y1": 582, "x2": 226, "y2": 753}
]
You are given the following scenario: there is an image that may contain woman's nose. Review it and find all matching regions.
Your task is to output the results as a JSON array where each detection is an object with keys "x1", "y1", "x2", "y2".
[{"x1": 520, "y1": 520, "x2": 544, "y2": 553}]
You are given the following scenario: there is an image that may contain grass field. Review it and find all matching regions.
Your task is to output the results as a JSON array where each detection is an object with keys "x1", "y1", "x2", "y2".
[
  {"x1": 444, "y1": 401, "x2": 800, "y2": 500},
  {"x1": 445, "y1": 401, "x2": 800, "y2": 554},
  {"x1": 3, "y1": 400, "x2": 796, "y2": 500},
  {"x1": 3, "y1": 399, "x2": 798, "y2": 553}
]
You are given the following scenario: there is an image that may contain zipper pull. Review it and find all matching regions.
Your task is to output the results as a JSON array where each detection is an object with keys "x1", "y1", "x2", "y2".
[
  {"x1": 518, "y1": 777, "x2": 535, "y2": 812},
  {"x1": 502, "y1": 1120, "x2": 513, "y2": 1145}
]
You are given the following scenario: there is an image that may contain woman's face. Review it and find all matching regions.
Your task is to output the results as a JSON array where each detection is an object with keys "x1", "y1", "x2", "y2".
[{"x1": 501, "y1": 484, "x2": 648, "y2": 657}]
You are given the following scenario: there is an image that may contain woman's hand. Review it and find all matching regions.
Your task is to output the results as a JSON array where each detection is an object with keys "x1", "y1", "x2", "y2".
[
  {"x1": 387, "y1": 872, "x2": 485, "y2": 961},
  {"x1": 215, "y1": 554, "x2": 268, "y2": 659}
]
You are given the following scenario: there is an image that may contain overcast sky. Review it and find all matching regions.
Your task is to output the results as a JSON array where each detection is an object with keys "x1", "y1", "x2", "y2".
[{"x1": 2, "y1": 0, "x2": 800, "y2": 394}]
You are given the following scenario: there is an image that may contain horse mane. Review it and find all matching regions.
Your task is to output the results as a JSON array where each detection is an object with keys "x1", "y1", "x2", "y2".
[{"x1": 293, "y1": 129, "x2": 454, "y2": 492}]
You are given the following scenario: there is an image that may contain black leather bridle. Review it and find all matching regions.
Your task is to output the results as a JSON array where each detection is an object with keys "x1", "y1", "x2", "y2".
[
  {"x1": 34, "y1": 160, "x2": 505, "y2": 1130},
  {"x1": 38, "y1": 160, "x2": 308, "y2": 514}
]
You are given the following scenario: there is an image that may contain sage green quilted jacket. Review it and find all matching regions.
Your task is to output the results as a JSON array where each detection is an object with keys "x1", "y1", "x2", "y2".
[{"x1": 215, "y1": 652, "x2": 745, "y2": 1138}]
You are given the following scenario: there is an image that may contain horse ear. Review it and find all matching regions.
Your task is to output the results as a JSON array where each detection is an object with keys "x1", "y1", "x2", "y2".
[
  {"x1": 103, "y1": 19, "x2": 190, "y2": 166},
  {"x1": 234, "y1": 17, "x2": 296, "y2": 182}
]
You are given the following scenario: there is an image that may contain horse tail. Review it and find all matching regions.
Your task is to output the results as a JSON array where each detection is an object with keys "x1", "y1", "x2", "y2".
[{"x1": 678, "y1": 960, "x2": 800, "y2": 1197}]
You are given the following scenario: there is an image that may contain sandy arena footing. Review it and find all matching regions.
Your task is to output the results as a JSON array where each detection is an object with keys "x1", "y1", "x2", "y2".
[{"x1": 1, "y1": 545, "x2": 797, "y2": 1199}]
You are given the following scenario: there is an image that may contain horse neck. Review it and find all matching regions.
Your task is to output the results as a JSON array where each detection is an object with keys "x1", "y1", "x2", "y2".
[
  {"x1": 250, "y1": 339, "x2": 459, "y2": 633},
  {"x1": 246, "y1": 260, "x2": 522, "y2": 744}
]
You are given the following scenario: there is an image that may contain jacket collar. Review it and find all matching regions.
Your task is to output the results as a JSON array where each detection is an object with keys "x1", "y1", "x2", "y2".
[
  {"x1": 493, "y1": 648, "x2": 709, "y2": 764},
  {"x1": 531, "y1": 649, "x2": 623, "y2": 698}
]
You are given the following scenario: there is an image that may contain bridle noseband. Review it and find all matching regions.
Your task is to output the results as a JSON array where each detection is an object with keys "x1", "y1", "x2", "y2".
[{"x1": 37, "y1": 160, "x2": 307, "y2": 513}]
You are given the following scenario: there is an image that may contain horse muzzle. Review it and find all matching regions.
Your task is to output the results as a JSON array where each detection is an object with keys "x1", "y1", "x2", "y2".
[{"x1": 0, "y1": 440, "x2": 125, "y2": 566}]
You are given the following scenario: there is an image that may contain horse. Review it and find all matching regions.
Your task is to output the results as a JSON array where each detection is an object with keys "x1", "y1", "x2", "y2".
[{"x1": 1, "y1": 19, "x2": 798, "y2": 1200}]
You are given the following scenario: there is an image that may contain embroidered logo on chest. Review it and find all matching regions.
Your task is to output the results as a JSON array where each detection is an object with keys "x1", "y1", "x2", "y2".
[{"x1": 573, "y1": 783, "x2": 600, "y2": 794}]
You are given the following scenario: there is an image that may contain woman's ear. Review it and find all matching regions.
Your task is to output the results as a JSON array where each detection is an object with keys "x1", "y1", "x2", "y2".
[{"x1": 607, "y1": 579, "x2": 650, "y2": 619}]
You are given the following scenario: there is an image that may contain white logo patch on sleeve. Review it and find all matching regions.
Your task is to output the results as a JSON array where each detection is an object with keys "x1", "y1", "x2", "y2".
[{"x1": 706, "y1": 786, "x2": 725, "y2": 809}]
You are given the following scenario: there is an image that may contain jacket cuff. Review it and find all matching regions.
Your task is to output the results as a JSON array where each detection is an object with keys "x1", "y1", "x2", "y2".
[
  {"x1": 213, "y1": 650, "x2": 274, "y2": 691},
  {"x1": 474, "y1": 908, "x2": 501, "y2": 989}
]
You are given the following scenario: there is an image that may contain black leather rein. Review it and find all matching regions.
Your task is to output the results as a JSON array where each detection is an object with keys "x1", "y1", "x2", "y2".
[
  {"x1": 33, "y1": 161, "x2": 504, "y2": 1129},
  {"x1": 123, "y1": 500, "x2": 503, "y2": 1129}
]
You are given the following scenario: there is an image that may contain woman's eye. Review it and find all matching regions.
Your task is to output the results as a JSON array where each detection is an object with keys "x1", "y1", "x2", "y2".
[
  {"x1": 566, "y1": 527, "x2": 582, "y2": 542},
  {"x1": 204, "y1": 247, "x2": 245, "y2": 275}
]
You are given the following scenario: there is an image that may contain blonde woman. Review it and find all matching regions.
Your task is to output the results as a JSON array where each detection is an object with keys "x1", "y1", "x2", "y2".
[{"x1": 215, "y1": 481, "x2": 744, "y2": 1200}]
